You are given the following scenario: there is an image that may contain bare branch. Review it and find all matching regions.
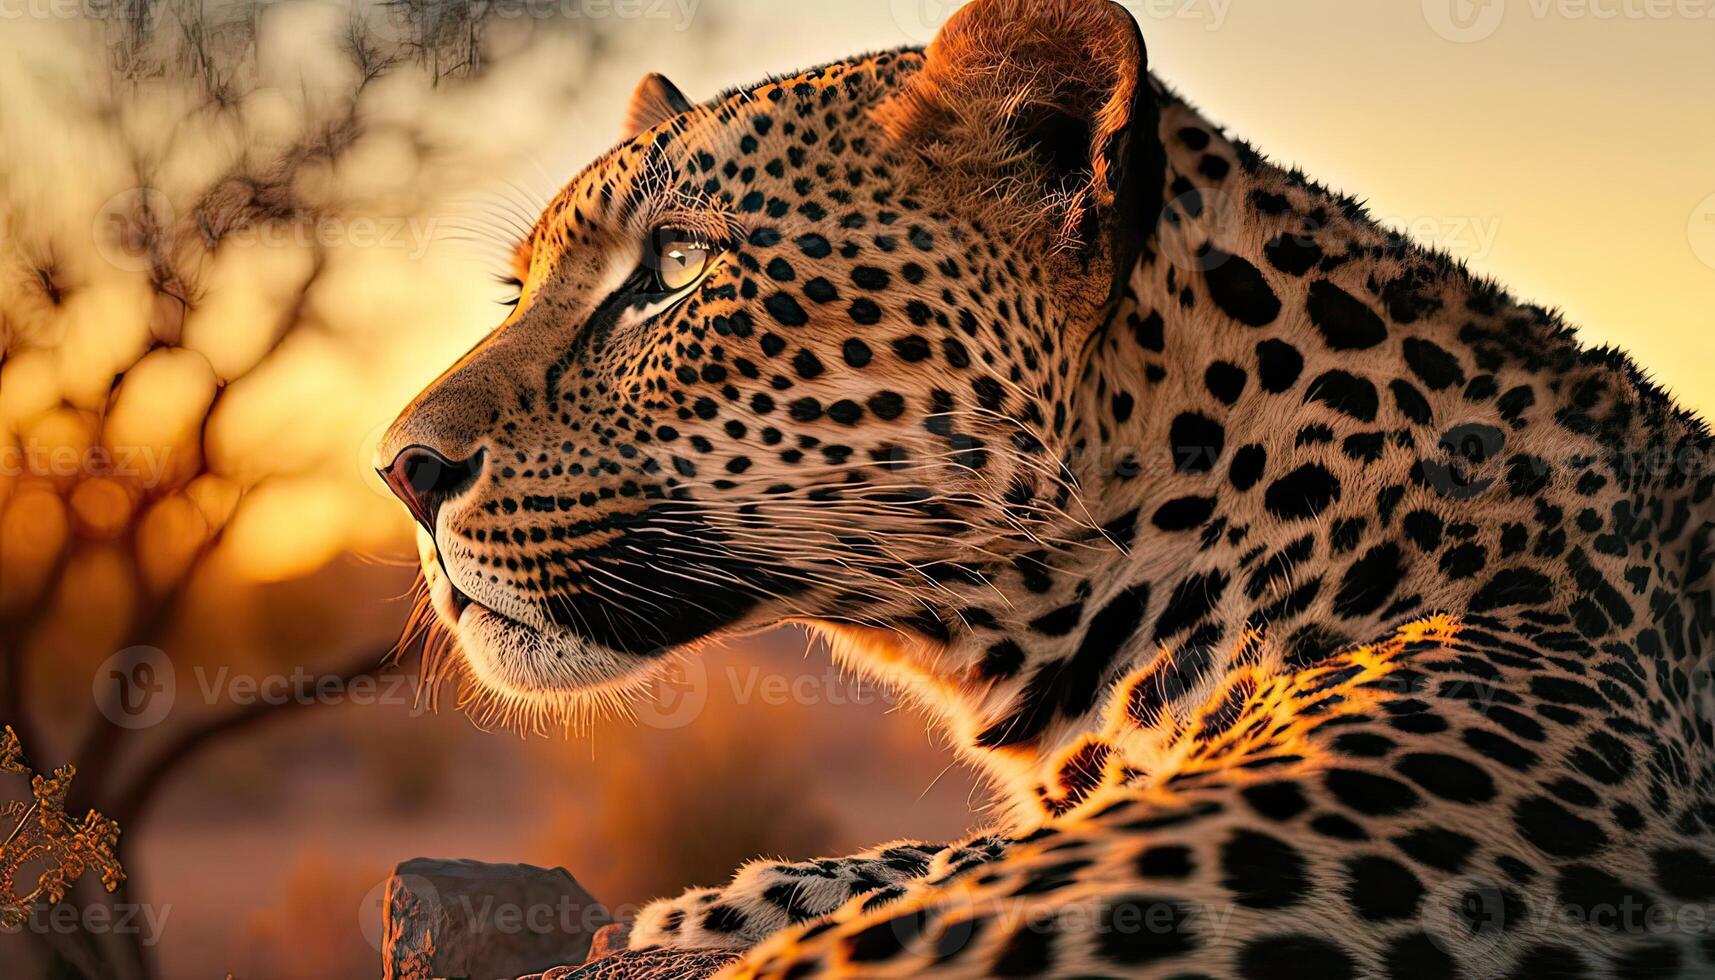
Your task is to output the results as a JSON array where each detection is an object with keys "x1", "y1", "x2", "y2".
[{"x1": 110, "y1": 642, "x2": 403, "y2": 827}]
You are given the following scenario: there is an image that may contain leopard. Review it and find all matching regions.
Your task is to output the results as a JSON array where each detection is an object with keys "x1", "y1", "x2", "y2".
[{"x1": 378, "y1": 1, "x2": 1715, "y2": 976}]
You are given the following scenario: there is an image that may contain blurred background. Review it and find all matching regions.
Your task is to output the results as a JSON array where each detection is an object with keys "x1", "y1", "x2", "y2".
[{"x1": 0, "y1": 1, "x2": 1710, "y2": 977}]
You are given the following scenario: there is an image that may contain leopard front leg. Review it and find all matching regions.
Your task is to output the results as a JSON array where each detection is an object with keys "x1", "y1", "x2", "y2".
[{"x1": 629, "y1": 837, "x2": 1008, "y2": 952}]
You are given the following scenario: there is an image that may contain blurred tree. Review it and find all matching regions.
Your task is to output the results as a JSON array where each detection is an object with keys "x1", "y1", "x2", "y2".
[{"x1": 0, "y1": 2, "x2": 618, "y2": 977}]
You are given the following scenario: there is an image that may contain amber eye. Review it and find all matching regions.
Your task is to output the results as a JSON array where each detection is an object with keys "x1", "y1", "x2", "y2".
[{"x1": 648, "y1": 230, "x2": 713, "y2": 292}]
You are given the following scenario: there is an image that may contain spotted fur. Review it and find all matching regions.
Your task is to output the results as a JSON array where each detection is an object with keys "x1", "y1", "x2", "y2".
[{"x1": 382, "y1": 2, "x2": 1715, "y2": 976}]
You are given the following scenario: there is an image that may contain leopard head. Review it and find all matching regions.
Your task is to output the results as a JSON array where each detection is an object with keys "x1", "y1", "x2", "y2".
[{"x1": 379, "y1": 0, "x2": 1166, "y2": 720}]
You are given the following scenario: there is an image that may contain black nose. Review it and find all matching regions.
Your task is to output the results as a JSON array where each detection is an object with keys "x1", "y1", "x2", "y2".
[{"x1": 381, "y1": 445, "x2": 482, "y2": 535}]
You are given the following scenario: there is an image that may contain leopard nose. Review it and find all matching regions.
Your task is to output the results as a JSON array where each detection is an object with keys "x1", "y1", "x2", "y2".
[{"x1": 380, "y1": 445, "x2": 484, "y2": 536}]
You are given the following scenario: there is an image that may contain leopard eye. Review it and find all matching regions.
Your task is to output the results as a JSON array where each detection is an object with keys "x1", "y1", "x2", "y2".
[{"x1": 648, "y1": 230, "x2": 713, "y2": 292}]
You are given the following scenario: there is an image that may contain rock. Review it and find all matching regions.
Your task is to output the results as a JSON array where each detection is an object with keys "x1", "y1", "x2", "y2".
[
  {"x1": 585, "y1": 922, "x2": 632, "y2": 961},
  {"x1": 382, "y1": 858, "x2": 613, "y2": 980}
]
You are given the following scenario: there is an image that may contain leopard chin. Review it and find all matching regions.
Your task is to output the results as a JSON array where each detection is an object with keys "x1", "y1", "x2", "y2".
[
  {"x1": 415, "y1": 531, "x2": 656, "y2": 725},
  {"x1": 455, "y1": 602, "x2": 629, "y2": 696}
]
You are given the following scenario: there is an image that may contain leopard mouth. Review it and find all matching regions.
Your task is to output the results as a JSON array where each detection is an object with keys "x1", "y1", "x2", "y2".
[
  {"x1": 506, "y1": 503, "x2": 811, "y2": 656},
  {"x1": 422, "y1": 506, "x2": 811, "y2": 696},
  {"x1": 433, "y1": 569, "x2": 646, "y2": 699},
  {"x1": 446, "y1": 578, "x2": 474, "y2": 619}
]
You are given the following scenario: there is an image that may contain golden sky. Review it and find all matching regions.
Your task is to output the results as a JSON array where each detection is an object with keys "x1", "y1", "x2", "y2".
[{"x1": 3, "y1": 0, "x2": 1711, "y2": 586}]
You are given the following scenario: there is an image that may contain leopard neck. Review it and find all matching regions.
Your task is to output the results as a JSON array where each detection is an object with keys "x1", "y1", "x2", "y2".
[{"x1": 897, "y1": 89, "x2": 1715, "y2": 825}]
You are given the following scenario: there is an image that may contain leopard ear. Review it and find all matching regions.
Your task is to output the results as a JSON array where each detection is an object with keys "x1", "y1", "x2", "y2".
[
  {"x1": 879, "y1": 0, "x2": 1164, "y2": 285},
  {"x1": 624, "y1": 73, "x2": 694, "y2": 138}
]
